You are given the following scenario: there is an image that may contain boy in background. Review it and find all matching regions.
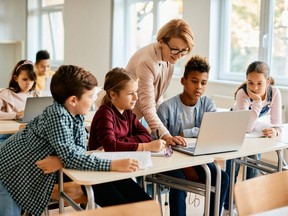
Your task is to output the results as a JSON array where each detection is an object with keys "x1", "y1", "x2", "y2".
[{"x1": 34, "y1": 50, "x2": 55, "y2": 95}]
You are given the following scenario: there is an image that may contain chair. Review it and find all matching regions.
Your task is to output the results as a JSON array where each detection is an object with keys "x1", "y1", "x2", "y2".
[
  {"x1": 45, "y1": 182, "x2": 87, "y2": 215},
  {"x1": 234, "y1": 170, "x2": 288, "y2": 216}
]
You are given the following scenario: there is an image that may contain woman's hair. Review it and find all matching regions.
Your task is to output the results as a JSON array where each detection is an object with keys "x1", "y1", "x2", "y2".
[
  {"x1": 102, "y1": 67, "x2": 138, "y2": 105},
  {"x1": 51, "y1": 65, "x2": 98, "y2": 104},
  {"x1": 234, "y1": 61, "x2": 274, "y2": 98},
  {"x1": 183, "y1": 55, "x2": 210, "y2": 78},
  {"x1": 8, "y1": 60, "x2": 36, "y2": 93},
  {"x1": 157, "y1": 19, "x2": 194, "y2": 54}
]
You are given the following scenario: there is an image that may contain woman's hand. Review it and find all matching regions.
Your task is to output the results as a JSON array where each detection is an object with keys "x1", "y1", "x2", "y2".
[
  {"x1": 35, "y1": 156, "x2": 64, "y2": 174},
  {"x1": 110, "y1": 159, "x2": 139, "y2": 172},
  {"x1": 262, "y1": 127, "x2": 277, "y2": 138}
]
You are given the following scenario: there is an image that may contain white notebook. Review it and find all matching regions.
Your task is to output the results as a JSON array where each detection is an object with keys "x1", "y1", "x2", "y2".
[{"x1": 92, "y1": 151, "x2": 153, "y2": 169}]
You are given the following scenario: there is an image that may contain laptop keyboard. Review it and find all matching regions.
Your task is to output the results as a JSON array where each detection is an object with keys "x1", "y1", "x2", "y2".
[{"x1": 185, "y1": 146, "x2": 195, "y2": 152}]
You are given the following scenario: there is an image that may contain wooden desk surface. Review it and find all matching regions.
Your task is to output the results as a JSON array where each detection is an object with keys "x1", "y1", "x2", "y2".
[
  {"x1": 57, "y1": 200, "x2": 161, "y2": 216},
  {"x1": 0, "y1": 111, "x2": 96, "y2": 135},
  {"x1": 213, "y1": 137, "x2": 288, "y2": 161},
  {"x1": 62, "y1": 151, "x2": 214, "y2": 185},
  {"x1": 273, "y1": 124, "x2": 288, "y2": 144},
  {"x1": 0, "y1": 120, "x2": 23, "y2": 134}
]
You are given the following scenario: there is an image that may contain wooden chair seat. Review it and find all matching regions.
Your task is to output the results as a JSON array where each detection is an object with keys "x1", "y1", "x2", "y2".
[
  {"x1": 51, "y1": 182, "x2": 87, "y2": 207},
  {"x1": 234, "y1": 170, "x2": 288, "y2": 216}
]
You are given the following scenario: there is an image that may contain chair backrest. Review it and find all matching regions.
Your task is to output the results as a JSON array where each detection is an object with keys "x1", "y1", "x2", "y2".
[{"x1": 234, "y1": 171, "x2": 288, "y2": 216}]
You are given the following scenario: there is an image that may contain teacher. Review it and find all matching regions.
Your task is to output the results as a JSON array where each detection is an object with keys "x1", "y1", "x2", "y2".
[{"x1": 126, "y1": 19, "x2": 194, "y2": 145}]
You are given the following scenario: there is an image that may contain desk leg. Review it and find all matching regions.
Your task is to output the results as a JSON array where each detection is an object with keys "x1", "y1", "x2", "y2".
[
  {"x1": 85, "y1": 185, "x2": 95, "y2": 209},
  {"x1": 58, "y1": 170, "x2": 65, "y2": 213},
  {"x1": 213, "y1": 161, "x2": 221, "y2": 216},
  {"x1": 201, "y1": 164, "x2": 211, "y2": 216},
  {"x1": 276, "y1": 150, "x2": 283, "y2": 171},
  {"x1": 228, "y1": 159, "x2": 235, "y2": 216}
]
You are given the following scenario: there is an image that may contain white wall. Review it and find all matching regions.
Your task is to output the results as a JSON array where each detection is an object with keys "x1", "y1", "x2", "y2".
[
  {"x1": 1, "y1": 0, "x2": 287, "y2": 122},
  {"x1": 0, "y1": 0, "x2": 26, "y2": 88},
  {"x1": 63, "y1": 0, "x2": 112, "y2": 86}
]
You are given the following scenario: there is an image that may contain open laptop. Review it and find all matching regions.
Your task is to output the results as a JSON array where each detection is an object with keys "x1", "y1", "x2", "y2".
[
  {"x1": 172, "y1": 110, "x2": 251, "y2": 156},
  {"x1": 17, "y1": 97, "x2": 54, "y2": 123}
]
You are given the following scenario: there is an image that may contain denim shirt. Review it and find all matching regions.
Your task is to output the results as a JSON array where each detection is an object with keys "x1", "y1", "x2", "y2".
[{"x1": 157, "y1": 95, "x2": 216, "y2": 138}]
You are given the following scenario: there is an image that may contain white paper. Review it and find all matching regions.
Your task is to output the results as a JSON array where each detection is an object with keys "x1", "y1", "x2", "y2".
[
  {"x1": 92, "y1": 151, "x2": 153, "y2": 169},
  {"x1": 151, "y1": 150, "x2": 166, "y2": 157}
]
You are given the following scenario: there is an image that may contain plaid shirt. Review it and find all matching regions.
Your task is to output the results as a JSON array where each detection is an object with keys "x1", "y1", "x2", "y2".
[{"x1": 0, "y1": 102, "x2": 111, "y2": 215}]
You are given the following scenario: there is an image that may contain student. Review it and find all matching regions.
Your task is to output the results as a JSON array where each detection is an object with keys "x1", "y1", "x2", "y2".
[
  {"x1": 223, "y1": 61, "x2": 283, "y2": 215},
  {"x1": 34, "y1": 50, "x2": 55, "y2": 95},
  {"x1": 0, "y1": 60, "x2": 38, "y2": 143},
  {"x1": 124, "y1": 19, "x2": 194, "y2": 146},
  {"x1": 0, "y1": 65, "x2": 143, "y2": 216},
  {"x1": 157, "y1": 55, "x2": 229, "y2": 216},
  {"x1": 89, "y1": 67, "x2": 166, "y2": 152}
]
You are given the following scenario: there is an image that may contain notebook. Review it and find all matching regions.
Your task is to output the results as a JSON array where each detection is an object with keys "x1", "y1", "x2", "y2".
[
  {"x1": 17, "y1": 97, "x2": 54, "y2": 123},
  {"x1": 172, "y1": 110, "x2": 251, "y2": 156}
]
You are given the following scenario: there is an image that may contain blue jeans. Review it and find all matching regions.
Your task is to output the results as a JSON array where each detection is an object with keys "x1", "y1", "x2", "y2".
[
  {"x1": 223, "y1": 154, "x2": 260, "y2": 210},
  {"x1": 0, "y1": 134, "x2": 12, "y2": 144},
  {"x1": 0, "y1": 180, "x2": 21, "y2": 216},
  {"x1": 165, "y1": 163, "x2": 229, "y2": 216}
]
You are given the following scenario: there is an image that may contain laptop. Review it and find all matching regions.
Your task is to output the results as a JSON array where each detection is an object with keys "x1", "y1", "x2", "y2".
[
  {"x1": 172, "y1": 110, "x2": 251, "y2": 156},
  {"x1": 17, "y1": 97, "x2": 54, "y2": 123}
]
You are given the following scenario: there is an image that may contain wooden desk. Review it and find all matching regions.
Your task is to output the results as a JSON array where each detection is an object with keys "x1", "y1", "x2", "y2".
[
  {"x1": 0, "y1": 112, "x2": 95, "y2": 135},
  {"x1": 59, "y1": 152, "x2": 214, "y2": 214},
  {"x1": 0, "y1": 120, "x2": 23, "y2": 134},
  {"x1": 213, "y1": 138, "x2": 288, "y2": 215},
  {"x1": 272, "y1": 124, "x2": 288, "y2": 144},
  {"x1": 56, "y1": 200, "x2": 161, "y2": 216}
]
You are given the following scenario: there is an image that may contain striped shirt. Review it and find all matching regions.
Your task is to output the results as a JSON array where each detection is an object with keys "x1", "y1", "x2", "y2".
[{"x1": 0, "y1": 102, "x2": 111, "y2": 215}]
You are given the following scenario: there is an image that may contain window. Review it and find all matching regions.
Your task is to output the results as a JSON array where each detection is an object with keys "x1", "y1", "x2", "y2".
[
  {"x1": 112, "y1": 0, "x2": 184, "y2": 76},
  {"x1": 27, "y1": 0, "x2": 64, "y2": 68},
  {"x1": 219, "y1": 0, "x2": 288, "y2": 86}
]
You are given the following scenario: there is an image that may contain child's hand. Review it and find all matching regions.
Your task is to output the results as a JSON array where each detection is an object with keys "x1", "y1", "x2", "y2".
[
  {"x1": 145, "y1": 139, "x2": 167, "y2": 152},
  {"x1": 16, "y1": 111, "x2": 24, "y2": 119},
  {"x1": 162, "y1": 134, "x2": 187, "y2": 146},
  {"x1": 35, "y1": 156, "x2": 64, "y2": 174},
  {"x1": 110, "y1": 159, "x2": 139, "y2": 172},
  {"x1": 247, "y1": 88, "x2": 262, "y2": 101},
  {"x1": 262, "y1": 128, "x2": 277, "y2": 138}
]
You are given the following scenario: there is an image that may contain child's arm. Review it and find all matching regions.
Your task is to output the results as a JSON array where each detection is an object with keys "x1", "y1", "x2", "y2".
[{"x1": 36, "y1": 156, "x2": 140, "y2": 173}]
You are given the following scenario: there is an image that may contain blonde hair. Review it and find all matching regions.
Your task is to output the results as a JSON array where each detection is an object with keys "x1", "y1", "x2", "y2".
[{"x1": 157, "y1": 19, "x2": 194, "y2": 54}]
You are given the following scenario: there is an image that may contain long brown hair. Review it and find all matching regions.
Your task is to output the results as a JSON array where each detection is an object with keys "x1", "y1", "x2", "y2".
[{"x1": 8, "y1": 60, "x2": 36, "y2": 93}]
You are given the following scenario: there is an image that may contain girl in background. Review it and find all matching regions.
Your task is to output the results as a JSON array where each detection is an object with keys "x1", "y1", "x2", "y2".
[
  {"x1": 0, "y1": 60, "x2": 38, "y2": 120},
  {"x1": 0, "y1": 60, "x2": 38, "y2": 143},
  {"x1": 223, "y1": 61, "x2": 283, "y2": 215}
]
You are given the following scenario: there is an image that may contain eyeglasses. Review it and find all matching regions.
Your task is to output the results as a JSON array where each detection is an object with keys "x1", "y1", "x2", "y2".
[
  {"x1": 165, "y1": 42, "x2": 190, "y2": 56},
  {"x1": 164, "y1": 146, "x2": 173, "y2": 157}
]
